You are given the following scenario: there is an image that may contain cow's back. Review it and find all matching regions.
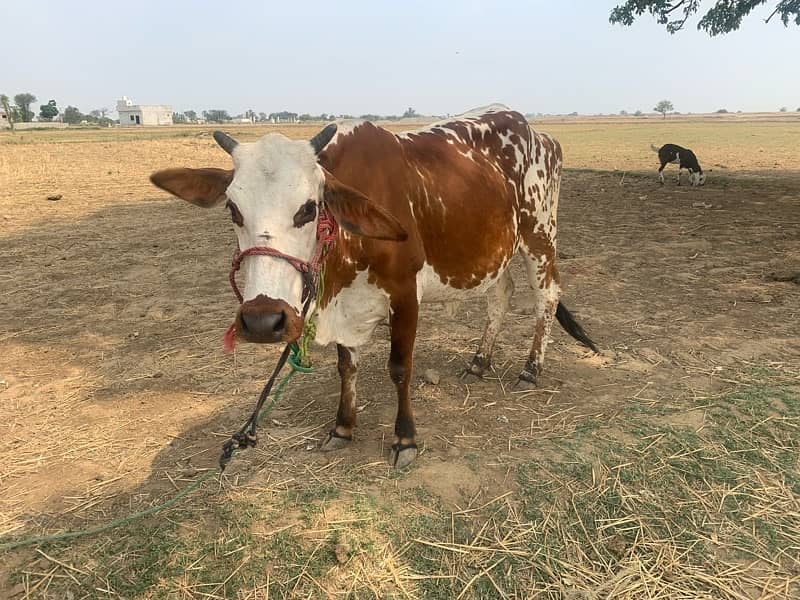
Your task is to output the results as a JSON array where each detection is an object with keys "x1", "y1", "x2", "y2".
[{"x1": 318, "y1": 110, "x2": 560, "y2": 301}]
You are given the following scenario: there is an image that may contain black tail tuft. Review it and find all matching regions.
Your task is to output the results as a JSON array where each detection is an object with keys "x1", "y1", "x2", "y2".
[{"x1": 556, "y1": 302, "x2": 598, "y2": 353}]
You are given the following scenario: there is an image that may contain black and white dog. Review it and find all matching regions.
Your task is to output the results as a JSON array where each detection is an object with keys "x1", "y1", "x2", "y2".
[{"x1": 652, "y1": 143, "x2": 706, "y2": 186}]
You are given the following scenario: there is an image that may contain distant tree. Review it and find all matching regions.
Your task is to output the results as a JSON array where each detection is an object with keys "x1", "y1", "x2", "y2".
[
  {"x1": 654, "y1": 99, "x2": 674, "y2": 119},
  {"x1": 569, "y1": 111, "x2": 579, "y2": 117},
  {"x1": 716, "y1": 108, "x2": 729, "y2": 113},
  {"x1": 14, "y1": 92, "x2": 37, "y2": 122},
  {"x1": 268, "y1": 111, "x2": 298, "y2": 123},
  {"x1": 298, "y1": 113, "x2": 313, "y2": 121},
  {"x1": 173, "y1": 112, "x2": 187, "y2": 123},
  {"x1": 86, "y1": 109, "x2": 114, "y2": 126},
  {"x1": 779, "y1": 106, "x2": 788, "y2": 112},
  {"x1": 63, "y1": 105, "x2": 84, "y2": 124},
  {"x1": 610, "y1": 1, "x2": 800, "y2": 36},
  {"x1": 634, "y1": 109, "x2": 644, "y2": 116},
  {"x1": 1, "y1": 94, "x2": 14, "y2": 131},
  {"x1": 39, "y1": 99, "x2": 59, "y2": 121},
  {"x1": 257, "y1": 112, "x2": 267, "y2": 122},
  {"x1": 203, "y1": 109, "x2": 231, "y2": 123},
  {"x1": 797, "y1": 107, "x2": 800, "y2": 112},
  {"x1": 619, "y1": 109, "x2": 629, "y2": 116},
  {"x1": 402, "y1": 107, "x2": 418, "y2": 119},
  {"x1": 359, "y1": 114, "x2": 382, "y2": 121},
  {"x1": 184, "y1": 110, "x2": 197, "y2": 122}
]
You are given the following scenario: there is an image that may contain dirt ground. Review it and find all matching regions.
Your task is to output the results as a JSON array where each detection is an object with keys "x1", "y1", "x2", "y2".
[{"x1": 1, "y1": 121, "x2": 799, "y2": 597}]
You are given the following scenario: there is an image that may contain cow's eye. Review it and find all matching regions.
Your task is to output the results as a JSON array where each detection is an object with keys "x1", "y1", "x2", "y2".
[
  {"x1": 293, "y1": 200, "x2": 317, "y2": 228},
  {"x1": 226, "y1": 200, "x2": 243, "y2": 226}
]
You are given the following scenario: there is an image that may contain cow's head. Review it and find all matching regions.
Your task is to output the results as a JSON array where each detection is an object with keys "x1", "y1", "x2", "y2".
[
  {"x1": 691, "y1": 171, "x2": 707, "y2": 186},
  {"x1": 150, "y1": 126, "x2": 407, "y2": 344}
]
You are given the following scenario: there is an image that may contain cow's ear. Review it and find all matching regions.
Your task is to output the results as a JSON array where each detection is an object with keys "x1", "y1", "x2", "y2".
[
  {"x1": 323, "y1": 175, "x2": 407, "y2": 242},
  {"x1": 150, "y1": 168, "x2": 233, "y2": 208}
]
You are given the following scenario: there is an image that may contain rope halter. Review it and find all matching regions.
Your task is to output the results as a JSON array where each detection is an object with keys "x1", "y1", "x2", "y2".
[{"x1": 223, "y1": 207, "x2": 338, "y2": 352}]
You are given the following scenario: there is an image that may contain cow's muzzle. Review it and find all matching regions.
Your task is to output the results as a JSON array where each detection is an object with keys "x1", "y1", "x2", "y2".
[{"x1": 237, "y1": 295, "x2": 304, "y2": 344}]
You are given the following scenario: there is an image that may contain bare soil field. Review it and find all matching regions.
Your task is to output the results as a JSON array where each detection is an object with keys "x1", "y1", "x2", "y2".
[{"x1": 1, "y1": 119, "x2": 799, "y2": 598}]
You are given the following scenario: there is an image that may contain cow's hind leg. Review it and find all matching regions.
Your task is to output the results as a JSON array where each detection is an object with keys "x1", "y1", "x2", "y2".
[
  {"x1": 517, "y1": 252, "x2": 560, "y2": 389},
  {"x1": 462, "y1": 270, "x2": 514, "y2": 382},
  {"x1": 321, "y1": 345, "x2": 358, "y2": 451},
  {"x1": 388, "y1": 295, "x2": 420, "y2": 469}
]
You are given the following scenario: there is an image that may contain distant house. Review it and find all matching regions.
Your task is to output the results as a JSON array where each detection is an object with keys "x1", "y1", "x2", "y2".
[
  {"x1": 0, "y1": 109, "x2": 9, "y2": 129},
  {"x1": 117, "y1": 96, "x2": 173, "y2": 126}
]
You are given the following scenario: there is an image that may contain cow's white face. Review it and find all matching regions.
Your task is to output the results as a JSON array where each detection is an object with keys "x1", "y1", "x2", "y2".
[
  {"x1": 226, "y1": 135, "x2": 324, "y2": 313},
  {"x1": 692, "y1": 172, "x2": 707, "y2": 186},
  {"x1": 150, "y1": 125, "x2": 408, "y2": 345}
]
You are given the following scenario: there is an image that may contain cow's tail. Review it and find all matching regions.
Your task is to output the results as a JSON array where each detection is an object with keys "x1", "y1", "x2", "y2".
[
  {"x1": 650, "y1": 143, "x2": 660, "y2": 153},
  {"x1": 556, "y1": 302, "x2": 599, "y2": 353}
]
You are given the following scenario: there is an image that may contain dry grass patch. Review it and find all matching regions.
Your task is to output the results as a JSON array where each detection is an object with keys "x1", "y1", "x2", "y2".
[{"x1": 5, "y1": 370, "x2": 797, "y2": 599}]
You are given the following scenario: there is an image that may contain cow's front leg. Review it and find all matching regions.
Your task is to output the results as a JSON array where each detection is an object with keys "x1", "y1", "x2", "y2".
[
  {"x1": 321, "y1": 345, "x2": 358, "y2": 452},
  {"x1": 388, "y1": 296, "x2": 419, "y2": 469}
]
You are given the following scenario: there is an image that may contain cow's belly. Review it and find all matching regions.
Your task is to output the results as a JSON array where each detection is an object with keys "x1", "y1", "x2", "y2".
[
  {"x1": 314, "y1": 270, "x2": 390, "y2": 348},
  {"x1": 416, "y1": 260, "x2": 510, "y2": 303}
]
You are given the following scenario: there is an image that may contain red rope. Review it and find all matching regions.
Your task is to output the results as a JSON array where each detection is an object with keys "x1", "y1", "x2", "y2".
[{"x1": 224, "y1": 208, "x2": 338, "y2": 353}]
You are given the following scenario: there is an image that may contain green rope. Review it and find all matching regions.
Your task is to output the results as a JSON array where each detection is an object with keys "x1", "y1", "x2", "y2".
[
  {"x1": 0, "y1": 259, "x2": 329, "y2": 553},
  {"x1": 0, "y1": 469, "x2": 217, "y2": 552},
  {"x1": 0, "y1": 354, "x2": 308, "y2": 553}
]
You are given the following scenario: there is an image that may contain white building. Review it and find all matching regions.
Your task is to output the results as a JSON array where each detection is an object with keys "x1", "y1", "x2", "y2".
[
  {"x1": 117, "y1": 96, "x2": 173, "y2": 126},
  {"x1": 0, "y1": 109, "x2": 9, "y2": 129}
]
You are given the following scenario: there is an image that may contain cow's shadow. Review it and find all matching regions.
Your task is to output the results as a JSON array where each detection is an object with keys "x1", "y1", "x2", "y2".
[{"x1": 0, "y1": 196, "x2": 508, "y2": 547}]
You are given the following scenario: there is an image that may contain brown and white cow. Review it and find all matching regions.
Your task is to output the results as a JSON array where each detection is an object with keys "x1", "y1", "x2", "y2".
[{"x1": 150, "y1": 105, "x2": 597, "y2": 469}]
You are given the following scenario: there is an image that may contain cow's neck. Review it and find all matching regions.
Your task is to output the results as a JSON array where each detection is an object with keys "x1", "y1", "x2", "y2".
[{"x1": 311, "y1": 122, "x2": 412, "y2": 347}]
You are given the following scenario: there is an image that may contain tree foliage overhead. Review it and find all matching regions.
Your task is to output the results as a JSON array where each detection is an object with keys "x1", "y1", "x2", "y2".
[{"x1": 610, "y1": 0, "x2": 800, "y2": 35}]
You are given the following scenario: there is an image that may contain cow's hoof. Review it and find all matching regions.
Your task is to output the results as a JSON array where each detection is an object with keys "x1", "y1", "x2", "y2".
[
  {"x1": 514, "y1": 370, "x2": 538, "y2": 391},
  {"x1": 320, "y1": 429, "x2": 352, "y2": 452},
  {"x1": 390, "y1": 442, "x2": 418, "y2": 469},
  {"x1": 459, "y1": 365, "x2": 483, "y2": 384}
]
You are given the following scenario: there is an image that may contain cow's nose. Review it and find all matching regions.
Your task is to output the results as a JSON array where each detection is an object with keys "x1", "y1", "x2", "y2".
[{"x1": 240, "y1": 310, "x2": 286, "y2": 341}]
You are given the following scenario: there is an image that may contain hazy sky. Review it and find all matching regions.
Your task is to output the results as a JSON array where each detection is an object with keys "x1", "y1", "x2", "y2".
[{"x1": 3, "y1": 1, "x2": 798, "y2": 116}]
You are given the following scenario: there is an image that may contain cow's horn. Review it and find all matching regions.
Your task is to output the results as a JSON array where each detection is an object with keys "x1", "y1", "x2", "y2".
[
  {"x1": 310, "y1": 123, "x2": 338, "y2": 155},
  {"x1": 213, "y1": 131, "x2": 238, "y2": 155}
]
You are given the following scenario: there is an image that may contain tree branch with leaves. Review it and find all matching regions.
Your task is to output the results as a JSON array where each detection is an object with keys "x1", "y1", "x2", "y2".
[{"x1": 610, "y1": 0, "x2": 800, "y2": 35}]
